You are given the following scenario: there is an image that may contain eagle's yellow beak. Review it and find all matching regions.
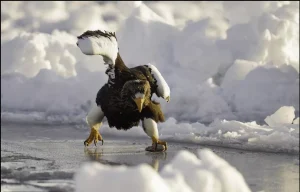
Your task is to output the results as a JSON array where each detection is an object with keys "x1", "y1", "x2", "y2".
[{"x1": 134, "y1": 98, "x2": 144, "y2": 112}]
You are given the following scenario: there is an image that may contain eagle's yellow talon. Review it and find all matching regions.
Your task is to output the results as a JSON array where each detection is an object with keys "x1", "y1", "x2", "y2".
[
  {"x1": 158, "y1": 140, "x2": 167, "y2": 151},
  {"x1": 84, "y1": 128, "x2": 103, "y2": 147},
  {"x1": 148, "y1": 138, "x2": 167, "y2": 152}
]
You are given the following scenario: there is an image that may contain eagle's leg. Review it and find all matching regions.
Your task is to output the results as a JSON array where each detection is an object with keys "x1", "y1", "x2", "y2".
[
  {"x1": 84, "y1": 123, "x2": 103, "y2": 146},
  {"x1": 84, "y1": 104, "x2": 105, "y2": 147},
  {"x1": 142, "y1": 118, "x2": 167, "y2": 152}
]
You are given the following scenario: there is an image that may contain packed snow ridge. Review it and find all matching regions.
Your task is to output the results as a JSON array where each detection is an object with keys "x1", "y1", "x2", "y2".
[{"x1": 74, "y1": 149, "x2": 251, "y2": 192}]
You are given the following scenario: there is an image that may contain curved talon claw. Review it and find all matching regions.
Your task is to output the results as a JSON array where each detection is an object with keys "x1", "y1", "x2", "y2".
[
  {"x1": 154, "y1": 143, "x2": 157, "y2": 151},
  {"x1": 84, "y1": 128, "x2": 104, "y2": 147},
  {"x1": 162, "y1": 141, "x2": 167, "y2": 151},
  {"x1": 166, "y1": 96, "x2": 170, "y2": 102},
  {"x1": 146, "y1": 140, "x2": 167, "y2": 152}
]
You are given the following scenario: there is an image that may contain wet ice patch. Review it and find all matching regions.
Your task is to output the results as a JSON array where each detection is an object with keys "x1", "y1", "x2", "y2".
[{"x1": 1, "y1": 184, "x2": 42, "y2": 192}]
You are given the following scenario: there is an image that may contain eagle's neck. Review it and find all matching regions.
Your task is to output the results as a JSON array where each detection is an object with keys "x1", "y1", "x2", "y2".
[
  {"x1": 106, "y1": 53, "x2": 130, "y2": 87},
  {"x1": 115, "y1": 53, "x2": 128, "y2": 72}
]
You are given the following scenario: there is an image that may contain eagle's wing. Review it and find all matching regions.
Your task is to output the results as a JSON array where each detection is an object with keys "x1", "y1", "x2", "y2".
[
  {"x1": 76, "y1": 30, "x2": 118, "y2": 66},
  {"x1": 132, "y1": 64, "x2": 170, "y2": 102}
]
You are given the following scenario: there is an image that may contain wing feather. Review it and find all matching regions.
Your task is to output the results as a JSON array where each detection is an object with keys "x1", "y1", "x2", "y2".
[
  {"x1": 77, "y1": 30, "x2": 118, "y2": 65},
  {"x1": 146, "y1": 64, "x2": 170, "y2": 101}
]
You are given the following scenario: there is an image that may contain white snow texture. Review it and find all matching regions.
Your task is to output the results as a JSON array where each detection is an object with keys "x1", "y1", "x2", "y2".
[
  {"x1": 1, "y1": 1, "x2": 299, "y2": 154},
  {"x1": 75, "y1": 149, "x2": 251, "y2": 192}
]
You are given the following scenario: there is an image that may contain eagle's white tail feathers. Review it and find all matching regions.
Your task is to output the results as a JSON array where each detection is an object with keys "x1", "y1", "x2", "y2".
[{"x1": 77, "y1": 31, "x2": 118, "y2": 65}]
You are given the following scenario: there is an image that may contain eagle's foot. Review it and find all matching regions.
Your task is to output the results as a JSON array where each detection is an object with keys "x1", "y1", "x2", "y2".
[
  {"x1": 84, "y1": 128, "x2": 103, "y2": 147},
  {"x1": 145, "y1": 138, "x2": 167, "y2": 152}
]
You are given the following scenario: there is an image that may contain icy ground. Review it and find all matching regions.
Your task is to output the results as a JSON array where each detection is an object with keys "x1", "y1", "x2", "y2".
[
  {"x1": 2, "y1": 105, "x2": 299, "y2": 155},
  {"x1": 1, "y1": 123, "x2": 299, "y2": 192}
]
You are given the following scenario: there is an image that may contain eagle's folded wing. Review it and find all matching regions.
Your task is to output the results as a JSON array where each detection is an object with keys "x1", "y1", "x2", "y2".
[{"x1": 145, "y1": 64, "x2": 170, "y2": 102}]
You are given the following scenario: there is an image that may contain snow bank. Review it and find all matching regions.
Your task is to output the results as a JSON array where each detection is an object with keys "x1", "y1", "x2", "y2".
[
  {"x1": 159, "y1": 110, "x2": 299, "y2": 154},
  {"x1": 1, "y1": 1, "x2": 124, "y2": 42},
  {"x1": 264, "y1": 106, "x2": 296, "y2": 127},
  {"x1": 74, "y1": 149, "x2": 251, "y2": 192},
  {"x1": 1, "y1": 2, "x2": 299, "y2": 153},
  {"x1": 293, "y1": 117, "x2": 299, "y2": 125},
  {"x1": 224, "y1": 65, "x2": 299, "y2": 122}
]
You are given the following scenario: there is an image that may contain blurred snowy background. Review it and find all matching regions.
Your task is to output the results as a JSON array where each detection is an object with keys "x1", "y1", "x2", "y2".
[{"x1": 1, "y1": 1, "x2": 299, "y2": 153}]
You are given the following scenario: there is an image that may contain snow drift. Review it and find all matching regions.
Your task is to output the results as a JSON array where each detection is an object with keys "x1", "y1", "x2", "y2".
[
  {"x1": 74, "y1": 149, "x2": 251, "y2": 192},
  {"x1": 1, "y1": 1, "x2": 299, "y2": 153}
]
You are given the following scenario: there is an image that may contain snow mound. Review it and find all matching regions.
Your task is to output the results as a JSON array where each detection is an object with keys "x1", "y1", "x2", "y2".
[
  {"x1": 1, "y1": 30, "x2": 78, "y2": 78},
  {"x1": 1, "y1": 1, "x2": 123, "y2": 41},
  {"x1": 160, "y1": 115, "x2": 299, "y2": 154},
  {"x1": 1, "y1": 69, "x2": 106, "y2": 114},
  {"x1": 1, "y1": 30, "x2": 109, "y2": 78},
  {"x1": 74, "y1": 149, "x2": 251, "y2": 192},
  {"x1": 117, "y1": 1, "x2": 177, "y2": 69},
  {"x1": 221, "y1": 59, "x2": 259, "y2": 91},
  {"x1": 264, "y1": 106, "x2": 296, "y2": 127},
  {"x1": 160, "y1": 150, "x2": 250, "y2": 192},
  {"x1": 224, "y1": 65, "x2": 299, "y2": 122}
]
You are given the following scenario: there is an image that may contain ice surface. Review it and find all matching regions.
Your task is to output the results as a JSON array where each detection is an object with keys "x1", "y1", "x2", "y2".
[
  {"x1": 74, "y1": 149, "x2": 251, "y2": 192},
  {"x1": 1, "y1": 1, "x2": 299, "y2": 154}
]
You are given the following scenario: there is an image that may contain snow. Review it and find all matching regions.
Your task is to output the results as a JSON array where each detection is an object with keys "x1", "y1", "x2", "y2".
[
  {"x1": 293, "y1": 117, "x2": 299, "y2": 125},
  {"x1": 264, "y1": 106, "x2": 296, "y2": 127},
  {"x1": 1, "y1": 1, "x2": 299, "y2": 154},
  {"x1": 74, "y1": 149, "x2": 251, "y2": 192},
  {"x1": 159, "y1": 110, "x2": 299, "y2": 154}
]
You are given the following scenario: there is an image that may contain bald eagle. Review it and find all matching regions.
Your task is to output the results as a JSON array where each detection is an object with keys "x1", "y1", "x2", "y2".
[{"x1": 76, "y1": 30, "x2": 170, "y2": 152}]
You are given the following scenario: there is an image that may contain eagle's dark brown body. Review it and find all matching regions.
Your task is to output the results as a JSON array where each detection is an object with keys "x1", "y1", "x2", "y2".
[{"x1": 96, "y1": 54, "x2": 165, "y2": 130}]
